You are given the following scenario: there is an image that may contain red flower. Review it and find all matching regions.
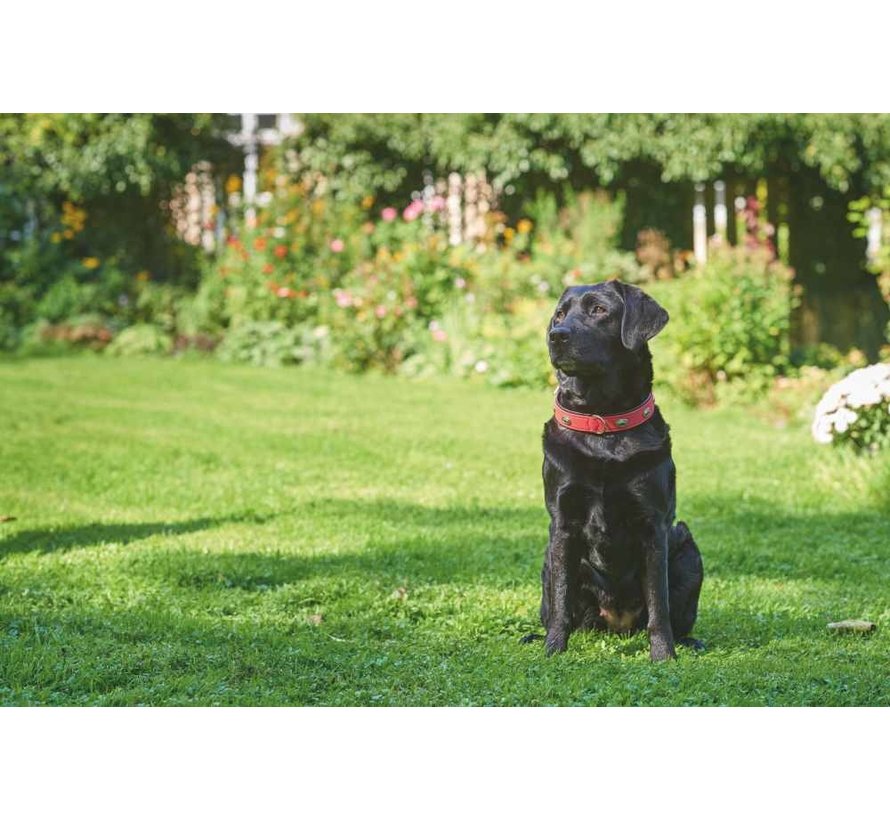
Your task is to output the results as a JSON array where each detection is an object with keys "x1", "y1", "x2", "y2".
[
  {"x1": 274, "y1": 245, "x2": 287, "y2": 259},
  {"x1": 262, "y1": 263, "x2": 274, "y2": 275},
  {"x1": 254, "y1": 237, "x2": 267, "y2": 251}
]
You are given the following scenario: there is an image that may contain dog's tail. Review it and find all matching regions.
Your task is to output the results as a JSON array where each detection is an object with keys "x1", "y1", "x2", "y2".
[
  {"x1": 668, "y1": 520, "x2": 704, "y2": 642},
  {"x1": 669, "y1": 520, "x2": 697, "y2": 557}
]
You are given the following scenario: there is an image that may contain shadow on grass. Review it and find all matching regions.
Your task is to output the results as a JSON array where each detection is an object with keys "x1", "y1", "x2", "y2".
[
  {"x1": 156, "y1": 496, "x2": 890, "y2": 587},
  {"x1": 0, "y1": 511, "x2": 275, "y2": 559},
  {"x1": 131, "y1": 498, "x2": 548, "y2": 591}
]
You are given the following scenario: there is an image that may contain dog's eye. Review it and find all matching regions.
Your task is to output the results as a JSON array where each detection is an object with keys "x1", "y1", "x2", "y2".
[
  {"x1": 554, "y1": 310, "x2": 566, "y2": 323},
  {"x1": 590, "y1": 305, "x2": 607, "y2": 316}
]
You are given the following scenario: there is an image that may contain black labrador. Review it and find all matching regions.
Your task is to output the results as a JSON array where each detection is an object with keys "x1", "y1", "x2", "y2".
[{"x1": 529, "y1": 281, "x2": 703, "y2": 661}]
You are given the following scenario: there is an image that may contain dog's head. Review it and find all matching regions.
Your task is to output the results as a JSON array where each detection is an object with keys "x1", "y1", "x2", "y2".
[{"x1": 547, "y1": 281, "x2": 668, "y2": 375}]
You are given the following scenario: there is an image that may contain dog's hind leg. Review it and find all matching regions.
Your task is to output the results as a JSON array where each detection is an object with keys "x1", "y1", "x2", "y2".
[{"x1": 668, "y1": 521, "x2": 704, "y2": 648}]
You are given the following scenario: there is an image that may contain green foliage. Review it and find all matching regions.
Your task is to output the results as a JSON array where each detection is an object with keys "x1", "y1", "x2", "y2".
[
  {"x1": 216, "y1": 321, "x2": 331, "y2": 367},
  {"x1": 0, "y1": 283, "x2": 29, "y2": 350},
  {"x1": 650, "y1": 248, "x2": 798, "y2": 404},
  {"x1": 105, "y1": 324, "x2": 173, "y2": 357},
  {"x1": 520, "y1": 189, "x2": 642, "y2": 290},
  {"x1": 0, "y1": 114, "x2": 235, "y2": 200},
  {"x1": 294, "y1": 114, "x2": 890, "y2": 203},
  {"x1": 401, "y1": 296, "x2": 554, "y2": 389},
  {"x1": 0, "y1": 114, "x2": 240, "y2": 320},
  {"x1": 842, "y1": 406, "x2": 890, "y2": 453},
  {"x1": 848, "y1": 188, "x2": 890, "y2": 343},
  {"x1": 1, "y1": 358, "x2": 888, "y2": 705}
]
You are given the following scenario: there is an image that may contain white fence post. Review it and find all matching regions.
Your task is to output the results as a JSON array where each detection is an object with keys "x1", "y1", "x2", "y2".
[
  {"x1": 240, "y1": 113, "x2": 259, "y2": 229},
  {"x1": 713, "y1": 180, "x2": 727, "y2": 242},
  {"x1": 693, "y1": 183, "x2": 708, "y2": 265}
]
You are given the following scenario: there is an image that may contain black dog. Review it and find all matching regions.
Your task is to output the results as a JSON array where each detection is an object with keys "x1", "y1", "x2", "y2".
[{"x1": 530, "y1": 281, "x2": 703, "y2": 661}]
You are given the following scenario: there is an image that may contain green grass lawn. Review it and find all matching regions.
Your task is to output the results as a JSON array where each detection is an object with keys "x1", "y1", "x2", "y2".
[{"x1": 0, "y1": 357, "x2": 887, "y2": 705}]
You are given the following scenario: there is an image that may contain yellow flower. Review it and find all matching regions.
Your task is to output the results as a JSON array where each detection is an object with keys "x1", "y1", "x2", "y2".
[
  {"x1": 516, "y1": 219, "x2": 533, "y2": 234},
  {"x1": 503, "y1": 227, "x2": 515, "y2": 243},
  {"x1": 136, "y1": 270, "x2": 151, "y2": 282},
  {"x1": 61, "y1": 201, "x2": 87, "y2": 233},
  {"x1": 63, "y1": 229, "x2": 74, "y2": 240},
  {"x1": 82, "y1": 257, "x2": 101, "y2": 269},
  {"x1": 225, "y1": 175, "x2": 242, "y2": 195},
  {"x1": 361, "y1": 195, "x2": 375, "y2": 209},
  {"x1": 50, "y1": 232, "x2": 62, "y2": 244},
  {"x1": 311, "y1": 199, "x2": 326, "y2": 216}
]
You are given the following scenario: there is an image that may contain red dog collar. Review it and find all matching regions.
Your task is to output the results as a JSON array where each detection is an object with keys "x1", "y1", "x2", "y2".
[{"x1": 553, "y1": 392, "x2": 656, "y2": 434}]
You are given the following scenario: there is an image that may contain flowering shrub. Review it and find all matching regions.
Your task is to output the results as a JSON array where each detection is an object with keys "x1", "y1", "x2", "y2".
[
  {"x1": 326, "y1": 261, "x2": 425, "y2": 373},
  {"x1": 400, "y1": 296, "x2": 554, "y2": 388},
  {"x1": 811, "y1": 363, "x2": 890, "y2": 451},
  {"x1": 1, "y1": 161, "x2": 817, "y2": 405}
]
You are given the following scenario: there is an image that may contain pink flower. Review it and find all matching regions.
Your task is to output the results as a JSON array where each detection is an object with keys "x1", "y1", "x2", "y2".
[
  {"x1": 381, "y1": 207, "x2": 397, "y2": 222},
  {"x1": 276, "y1": 287, "x2": 296, "y2": 299},
  {"x1": 329, "y1": 238, "x2": 345, "y2": 253},
  {"x1": 334, "y1": 289, "x2": 353, "y2": 308},
  {"x1": 402, "y1": 200, "x2": 424, "y2": 222},
  {"x1": 455, "y1": 277, "x2": 466, "y2": 289},
  {"x1": 429, "y1": 195, "x2": 446, "y2": 213},
  {"x1": 405, "y1": 296, "x2": 418, "y2": 309},
  {"x1": 432, "y1": 329, "x2": 448, "y2": 343},
  {"x1": 375, "y1": 305, "x2": 387, "y2": 319}
]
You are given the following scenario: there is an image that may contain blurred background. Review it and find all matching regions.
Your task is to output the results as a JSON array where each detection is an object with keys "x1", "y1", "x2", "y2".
[{"x1": 2, "y1": 113, "x2": 889, "y2": 408}]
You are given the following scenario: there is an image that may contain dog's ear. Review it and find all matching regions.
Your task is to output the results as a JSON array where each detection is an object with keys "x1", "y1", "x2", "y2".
[{"x1": 616, "y1": 282, "x2": 669, "y2": 351}]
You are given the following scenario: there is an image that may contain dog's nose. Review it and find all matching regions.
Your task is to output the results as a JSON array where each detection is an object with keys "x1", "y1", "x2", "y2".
[{"x1": 549, "y1": 327, "x2": 571, "y2": 345}]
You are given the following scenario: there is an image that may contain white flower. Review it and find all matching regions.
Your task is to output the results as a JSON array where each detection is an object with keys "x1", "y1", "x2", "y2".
[
  {"x1": 847, "y1": 385, "x2": 882, "y2": 408},
  {"x1": 832, "y1": 407, "x2": 857, "y2": 434},
  {"x1": 812, "y1": 415, "x2": 834, "y2": 444},
  {"x1": 475, "y1": 360, "x2": 489, "y2": 373},
  {"x1": 811, "y1": 363, "x2": 890, "y2": 445}
]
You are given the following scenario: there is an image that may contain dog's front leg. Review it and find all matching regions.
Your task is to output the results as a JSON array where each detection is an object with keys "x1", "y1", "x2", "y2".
[
  {"x1": 544, "y1": 525, "x2": 574, "y2": 655},
  {"x1": 643, "y1": 528, "x2": 676, "y2": 661}
]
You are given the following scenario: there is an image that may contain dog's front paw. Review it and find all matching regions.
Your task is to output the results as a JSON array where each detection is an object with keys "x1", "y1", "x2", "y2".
[
  {"x1": 544, "y1": 630, "x2": 568, "y2": 656},
  {"x1": 649, "y1": 634, "x2": 676, "y2": 662}
]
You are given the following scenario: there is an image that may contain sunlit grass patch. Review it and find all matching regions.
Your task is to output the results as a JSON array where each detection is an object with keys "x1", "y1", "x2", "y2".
[{"x1": 1, "y1": 357, "x2": 888, "y2": 705}]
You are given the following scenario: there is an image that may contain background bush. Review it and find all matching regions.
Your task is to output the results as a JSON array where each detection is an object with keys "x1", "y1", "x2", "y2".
[
  {"x1": 6, "y1": 113, "x2": 890, "y2": 413},
  {"x1": 649, "y1": 247, "x2": 798, "y2": 404}
]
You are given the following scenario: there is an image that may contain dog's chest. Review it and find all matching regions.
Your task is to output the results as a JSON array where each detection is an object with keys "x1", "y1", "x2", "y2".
[{"x1": 562, "y1": 481, "x2": 644, "y2": 566}]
